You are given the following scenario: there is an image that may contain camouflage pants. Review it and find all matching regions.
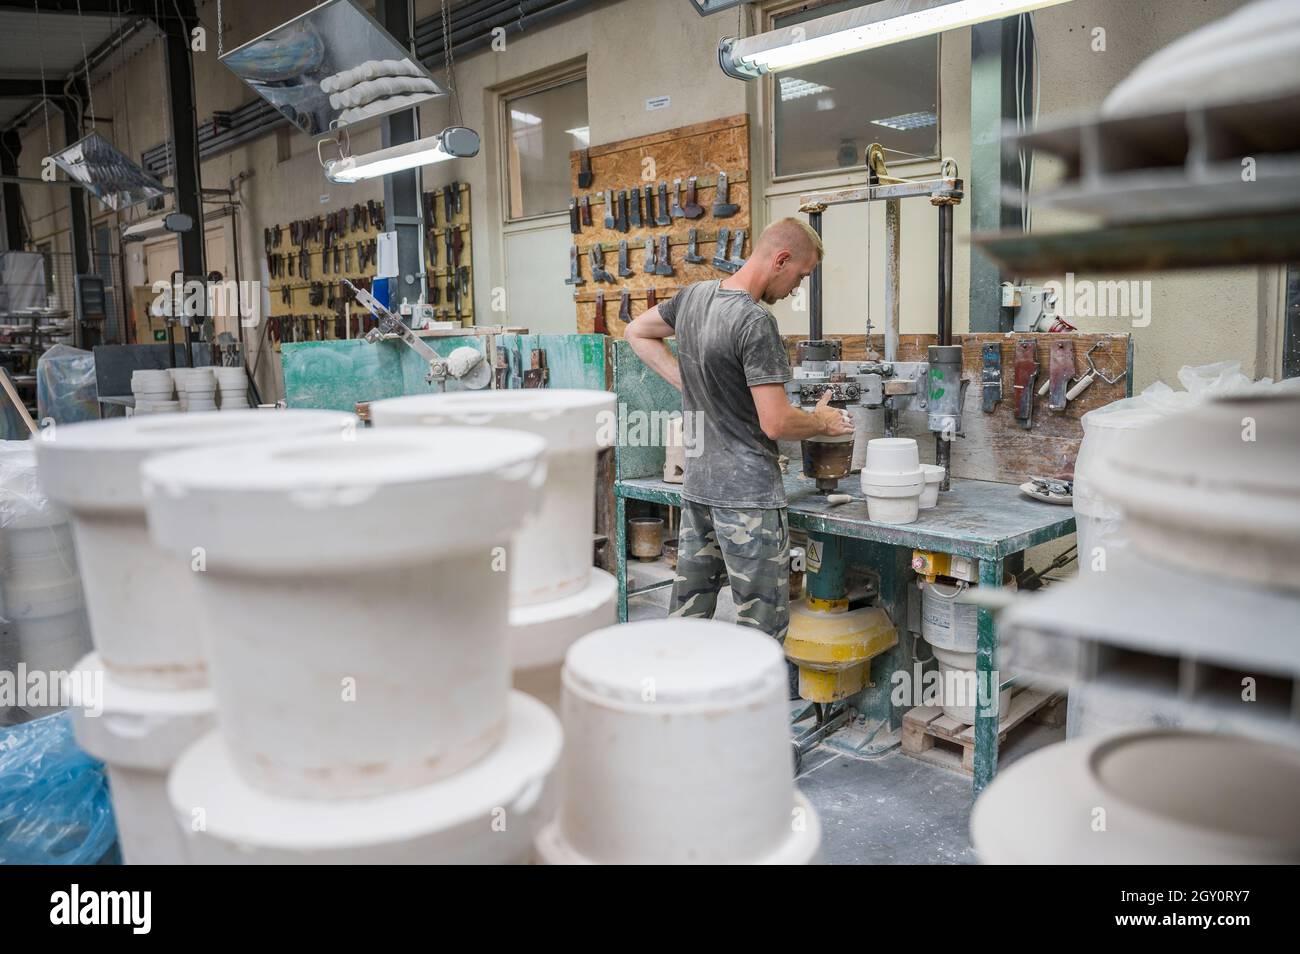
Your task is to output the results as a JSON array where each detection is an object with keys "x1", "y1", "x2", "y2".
[{"x1": 669, "y1": 501, "x2": 790, "y2": 642}]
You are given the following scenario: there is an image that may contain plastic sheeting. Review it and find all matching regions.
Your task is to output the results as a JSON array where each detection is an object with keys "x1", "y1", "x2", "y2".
[{"x1": 37, "y1": 344, "x2": 99, "y2": 426}]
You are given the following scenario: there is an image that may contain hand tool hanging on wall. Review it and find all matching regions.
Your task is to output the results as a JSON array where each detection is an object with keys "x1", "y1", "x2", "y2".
[
  {"x1": 524, "y1": 350, "x2": 549, "y2": 388},
  {"x1": 590, "y1": 246, "x2": 615, "y2": 283},
  {"x1": 712, "y1": 228, "x2": 735, "y2": 273},
  {"x1": 1045, "y1": 339, "x2": 1075, "y2": 411},
  {"x1": 671, "y1": 179, "x2": 686, "y2": 218},
  {"x1": 981, "y1": 343, "x2": 1002, "y2": 412},
  {"x1": 603, "y1": 190, "x2": 616, "y2": 229},
  {"x1": 334, "y1": 244, "x2": 341, "y2": 273},
  {"x1": 646, "y1": 288, "x2": 657, "y2": 309},
  {"x1": 655, "y1": 235, "x2": 674, "y2": 277},
  {"x1": 684, "y1": 228, "x2": 705, "y2": 264},
  {"x1": 578, "y1": 149, "x2": 594, "y2": 188},
  {"x1": 618, "y1": 288, "x2": 631, "y2": 325},
  {"x1": 452, "y1": 182, "x2": 462, "y2": 216},
  {"x1": 1064, "y1": 340, "x2": 1128, "y2": 402},
  {"x1": 1013, "y1": 339, "x2": 1038, "y2": 429},
  {"x1": 615, "y1": 189, "x2": 629, "y2": 232},
  {"x1": 593, "y1": 290, "x2": 607, "y2": 334},
  {"x1": 629, "y1": 187, "x2": 642, "y2": 228},
  {"x1": 713, "y1": 171, "x2": 740, "y2": 218},
  {"x1": 443, "y1": 187, "x2": 455, "y2": 225},
  {"x1": 580, "y1": 195, "x2": 592, "y2": 227},
  {"x1": 683, "y1": 177, "x2": 704, "y2": 219},
  {"x1": 643, "y1": 237, "x2": 656, "y2": 274},
  {"x1": 656, "y1": 182, "x2": 672, "y2": 225},
  {"x1": 450, "y1": 228, "x2": 464, "y2": 270},
  {"x1": 570, "y1": 198, "x2": 581, "y2": 234},
  {"x1": 565, "y1": 245, "x2": 585, "y2": 285},
  {"x1": 644, "y1": 184, "x2": 657, "y2": 227},
  {"x1": 728, "y1": 229, "x2": 747, "y2": 270},
  {"x1": 617, "y1": 240, "x2": 634, "y2": 278}
]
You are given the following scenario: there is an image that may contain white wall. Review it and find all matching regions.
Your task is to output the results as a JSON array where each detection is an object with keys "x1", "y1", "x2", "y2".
[{"x1": 12, "y1": 0, "x2": 1283, "y2": 402}]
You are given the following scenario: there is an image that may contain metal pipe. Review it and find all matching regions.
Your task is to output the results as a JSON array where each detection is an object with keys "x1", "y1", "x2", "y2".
[
  {"x1": 809, "y1": 209, "x2": 823, "y2": 341},
  {"x1": 938, "y1": 201, "x2": 953, "y2": 346},
  {"x1": 884, "y1": 198, "x2": 900, "y2": 363}
]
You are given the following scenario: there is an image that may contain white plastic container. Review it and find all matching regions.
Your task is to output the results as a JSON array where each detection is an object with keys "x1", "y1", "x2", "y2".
[
  {"x1": 36, "y1": 410, "x2": 353, "y2": 689},
  {"x1": 972, "y1": 729, "x2": 1300, "y2": 863},
  {"x1": 169, "y1": 691, "x2": 562, "y2": 864},
  {"x1": 369, "y1": 389, "x2": 617, "y2": 607},
  {"x1": 70, "y1": 653, "x2": 214, "y2": 864},
  {"x1": 919, "y1": 464, "x2": 945, "y2": 509},
  {"x1": 509, "y1": 568, "x2": 617, "y2": 711},
  {"x1": 536, "y1": 619, "x2": 822, "y2": 865},
  {"x1": 860, "y1": 438, "x2": 924, "y2": 525},
  {"x1": 142, "y1": 426, "x2": 547, "y2": 799},
  {"x1": 930, "y1": 645, "x2": 1013, "y2": 725},
  {"x1": 919, "y1": 579, "x2": 978, "y2": 652}
]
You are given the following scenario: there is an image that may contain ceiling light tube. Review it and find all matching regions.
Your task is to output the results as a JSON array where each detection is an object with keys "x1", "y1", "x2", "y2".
[
  {"x1": 719, "y1": 0, "x2": 1075, "y2": 78},
  {"x1": 325, "y1": 126, "x2": 480, "y2": 183}
]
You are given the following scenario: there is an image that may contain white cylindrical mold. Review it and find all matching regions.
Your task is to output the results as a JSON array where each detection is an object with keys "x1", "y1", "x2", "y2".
[
  {"x1": 861, "y1": 437, "x2": 924, "y2": 525},
  {"x1": 509, "y1": 568, "x2": 617, "y2": 711},
  {"x1": 1073, "y1": 406, "x2": 1162, "y2": 580},
  {"x1": 70, "y1": 653, "x2": 214, "y2": 864},
  {"x1": 142, "y1": 427, "x2": 547, "y2": 799},
  {"x1": 537, "y1": 619, "x2": 822, "y2": 865},
  {"x1": 919, "y1": 464, "x2": 945, "y2": 509},
  {"x1": 169, "y1": 692, "x2": 562, "y2": 864},
  {"x1": 930, "y1": 645, "x2": 1012, "y2": 725},
  {"x1": 369, "y1": 389, "x2": 616, "y2": 607},
  {"x1": 36, "y1": 410, "x2": 354, "y2": 690}
]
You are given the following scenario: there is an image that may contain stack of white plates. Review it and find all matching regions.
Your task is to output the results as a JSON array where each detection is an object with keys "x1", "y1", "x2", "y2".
[
  {"x1": 135, "y1": 400, "x2": 181, "y2": 415},
  {"x1": 177, "y1": 368, "x2": 217, "y2": 412},
  {"x1": 214, "y1": 366, "x2": 250, "y2": 410},
  {"x1": 131, "y1": 369, "x2": 174, "y2": 409}
]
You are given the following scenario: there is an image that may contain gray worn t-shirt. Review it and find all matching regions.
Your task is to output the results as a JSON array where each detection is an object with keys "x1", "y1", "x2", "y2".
[{"x1": 659, "y1": 280, "x2": 792, "y2": 509}]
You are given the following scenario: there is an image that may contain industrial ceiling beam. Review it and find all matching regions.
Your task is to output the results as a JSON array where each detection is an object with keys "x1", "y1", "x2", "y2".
[
  {"x1": 0, "y1": 78, "x2": 68, "y2": 98},
  {"x1": 159, "y1": 0, "x2": 205, "y2": 300}
]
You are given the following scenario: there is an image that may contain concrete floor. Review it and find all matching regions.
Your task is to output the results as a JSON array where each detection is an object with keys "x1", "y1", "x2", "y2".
[{"x1": 627, "y1": 556, "x2": 1064, "y2": 865}]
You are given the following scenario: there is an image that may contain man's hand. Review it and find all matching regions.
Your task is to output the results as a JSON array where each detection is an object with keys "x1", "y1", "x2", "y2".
[{"x1": 812, "y1": 390, "x2": 854, "y2": 437}]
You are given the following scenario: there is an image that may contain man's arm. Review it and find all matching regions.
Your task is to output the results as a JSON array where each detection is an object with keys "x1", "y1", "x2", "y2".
[
  {"x1": 751, "y1": 386, "x2": 854, "y2": 441},
  {"x1": 624, "y1": 306, "x2": 682, "y2": 392}
]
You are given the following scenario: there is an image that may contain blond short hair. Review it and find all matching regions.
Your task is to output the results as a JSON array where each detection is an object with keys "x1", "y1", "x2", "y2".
[{"x1": 756, "y1": 217, "x2": 824, "y2": 262}]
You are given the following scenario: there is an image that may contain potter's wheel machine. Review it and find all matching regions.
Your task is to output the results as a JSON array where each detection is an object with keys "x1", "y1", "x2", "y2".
[{"x1": 786, "y1": 152, "x2": 969, "y2": 768}]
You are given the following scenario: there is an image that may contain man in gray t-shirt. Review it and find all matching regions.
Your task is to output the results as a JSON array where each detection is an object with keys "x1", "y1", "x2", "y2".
[{"x1": 625, "y1": 218, "x2": 852, "y2": 690}]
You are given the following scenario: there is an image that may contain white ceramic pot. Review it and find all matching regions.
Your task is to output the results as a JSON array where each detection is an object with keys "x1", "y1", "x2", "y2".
[
  {"x1": 930, "y1": 645, "x2": 1012, "y2": 724},
  {"x1": 369, "y1": 389, "x2": 617, "y2": 607},
  {"x1": 537, "y1": 619, "x2": 822, "y2": 865},
  {"x1": 509, "y1": 568, "x2": 617, "y2": 711},
  {"x1": 70, "y1": 653, "x2": 214, "y2": 863},
  {"x1": 168, "y1": 692, "x2": 562, "y2": 864},
  {"x1": 142, "y1": 426, "x2": 547, "y2": 799},
  {"x1": 36, "y1": 410, "x2": 354, "y2": 689},
  {"x1": 919, "y1": 464, "x2": 945, "y2": 509},
  {"x1": 861, "y1": 438, "x2": 924, "y2": 525},
  {"x1": 972, "y1": 729, "x2": 1300, "y2": 863}
]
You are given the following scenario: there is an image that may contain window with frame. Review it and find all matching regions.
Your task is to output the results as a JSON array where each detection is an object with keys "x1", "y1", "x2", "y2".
[
  {"x1": 770, "y1": 0, "x2": 939, "y2": 178},
  {"x1": 503, "y1": 76, "x2": 589, "y2": 220}
]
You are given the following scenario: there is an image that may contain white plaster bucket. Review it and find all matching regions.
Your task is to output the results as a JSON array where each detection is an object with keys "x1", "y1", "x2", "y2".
[
  {"x1": 509, "y1": 567, "x2": 617, "y2": 711},
  {"x1": 70, "y1": 653, "x2": 214, "y2": 864},
  {"x1": 930, "y1": 645, "x2": 1012, "y2": 725},
  {"x1": 142, "y1": 427, "x2": 547, "y2": 799},
  {"x1": 536, "y1": 619, "x2": 822, "y2": 865},
  {"x1": 919, "y1": 580, "x2": 978, "y2": 652},
  {"x1": 168, "y1": 691, "x2": 562, "y2": 864},
  {"x1": 861, "y1": 438, "x2": 923, "y2": 525},
  {"x1": 369, "y1": 389, "x2": 617, "y2": 607},
  {"x1": 37, "y1": 410, "x2": 354, "y2": 690},
  {"x1": 972, "y1": 729, "x2": 1300, "y2": 863}
]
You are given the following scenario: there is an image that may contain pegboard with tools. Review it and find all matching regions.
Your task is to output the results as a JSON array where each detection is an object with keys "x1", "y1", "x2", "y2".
[
  {"x1": 421, "y1": 181, "x2": 474, "y2": 326},
  {"x1": 567, "y1": 114, "x2": 751, "y2": 337}
]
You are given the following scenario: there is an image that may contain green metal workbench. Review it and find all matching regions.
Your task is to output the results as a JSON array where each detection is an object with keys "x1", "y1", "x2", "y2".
[{"x1": 615, "y1": 472, "x2": 1076, "y2": 795}]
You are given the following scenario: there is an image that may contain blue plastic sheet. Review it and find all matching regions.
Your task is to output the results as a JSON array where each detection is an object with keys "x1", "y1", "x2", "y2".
[{"x1": 0, "y1": 712, "x2": 118, "y2": 864}]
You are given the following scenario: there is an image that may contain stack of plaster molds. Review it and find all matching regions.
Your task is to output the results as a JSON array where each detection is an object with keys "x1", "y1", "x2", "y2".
[
  {"x1": 143, "y1": 426, "x2": 562, "y2": 863},
  {"x1": 536, "y1": 619, "x2": 824, "y2": 864},
  {"x1": 369, "y1": 389, "x2": 619, "y2": 710},
  {"x1": 36, "y1": 410, "x2": 352, "y2": 862},
  {"x1": 0, "y1": 441, "x2": 91, "y2": 724}
]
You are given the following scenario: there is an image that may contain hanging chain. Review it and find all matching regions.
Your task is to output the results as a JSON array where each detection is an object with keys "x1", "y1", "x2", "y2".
[
  {"x1": 75, "y1": 0, "x2": 96, "y2": 128},
  {"x1": 217, "y1": 0, "x2": 223, "y2": 58},
  {"x1": 440, "y1": 0, "x2": 461, "y2": 127},
  {"x1": 32, "y1": 0, "x2": 52, "y2": 154}
]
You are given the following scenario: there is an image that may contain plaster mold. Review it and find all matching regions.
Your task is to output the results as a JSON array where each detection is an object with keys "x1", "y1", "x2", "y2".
[
  {"x1": 36, "y1": 410, "x2": 353, "y2": 690},
  {"x1": 141, "y1": 427, "x2": 547, "y2": 799},
  {"x1": 536, "y1": 619, "x2": 822, "y2": 865}
]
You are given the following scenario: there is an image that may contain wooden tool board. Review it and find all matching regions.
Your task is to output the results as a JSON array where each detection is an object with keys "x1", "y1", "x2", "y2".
[{"x1": 568, "y1": 114, "x2": 752, "y2": 335}]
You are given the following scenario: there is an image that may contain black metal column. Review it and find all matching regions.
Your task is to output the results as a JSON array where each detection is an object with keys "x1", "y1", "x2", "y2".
[
  {"x1": 969, "y1": 17, "x2": 1031, "y2": 333},
  {"x1": 60, "y1": 87, "x2": 92, "y2": 348},
  {"x1": 380, "y1": 0, "x2": 426, "y2": 311},
  {"x1": 159, "y1": 1, "x2": 206, "y2": 288},
  {"x1": 808, "y1": 209, "x2": 823, "y2": 341},
  {"x1": 0, "y1": 131, "x2": 23, "y2": 250}
]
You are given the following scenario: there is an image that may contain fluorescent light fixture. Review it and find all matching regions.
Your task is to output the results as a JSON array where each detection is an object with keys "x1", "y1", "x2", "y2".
[
  {"x1": 720, "y1": 0, "x2": 1076, "y2": 78},
  {"x1": 778, "y1": 77, "x2": 832, "y2": 101},
  {"x1": 325, "y1": 126, "x2": 480, "y2": 183},
  {"x1": 871, "y1": 110, "x2": 938, "y2": 130}
]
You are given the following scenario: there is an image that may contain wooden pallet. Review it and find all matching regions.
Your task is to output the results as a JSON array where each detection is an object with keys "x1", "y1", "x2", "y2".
[{"x1": 901, "y1": 689, "x2": 1063, "y2": 776}]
